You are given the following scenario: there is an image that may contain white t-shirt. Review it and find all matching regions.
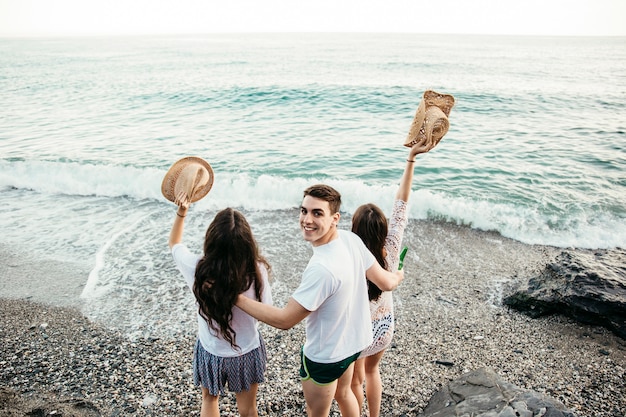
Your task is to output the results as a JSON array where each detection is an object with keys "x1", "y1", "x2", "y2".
[
  {"x1": 171, "y1": 243, "x2": 273, "y2": 358},
  {"x1": 292, "y1": 229, "x2": 375, "y2": 363}
]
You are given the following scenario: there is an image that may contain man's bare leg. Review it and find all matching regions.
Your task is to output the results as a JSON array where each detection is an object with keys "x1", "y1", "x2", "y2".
[
  {"x1": 302, "y1": 378, "x2": 336, "y2": 417},
  {"x1": 334, "y1": 363, "x2": 360, "y2": 417}
]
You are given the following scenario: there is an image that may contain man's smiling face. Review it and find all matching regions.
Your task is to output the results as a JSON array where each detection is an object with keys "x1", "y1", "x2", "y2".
[{"x1": 299, "y1": 195, "x2": 340, "y2": 247}]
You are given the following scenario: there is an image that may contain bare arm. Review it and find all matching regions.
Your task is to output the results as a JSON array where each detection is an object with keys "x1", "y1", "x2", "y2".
[
  {"x1": 236, "y1": 295, "x2": 310, "y2": 330},
  {"x1": 366, "y1": 261, "x2": 404, "y2": 292},
  {"x1": 168, "y1": 191, "x2": 190, "y2": 249},
  {"x1": 396, "y1": 140, "x2": 431, "y2": 202}
]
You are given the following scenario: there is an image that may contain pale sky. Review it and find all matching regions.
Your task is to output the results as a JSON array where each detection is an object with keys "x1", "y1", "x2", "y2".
[{"x1": 0, "y1": 0, "x2": 624, "y2": 37}]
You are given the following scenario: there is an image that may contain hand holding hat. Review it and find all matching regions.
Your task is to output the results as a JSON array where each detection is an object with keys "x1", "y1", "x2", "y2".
[
  {"x1": 404, "y1": 90, "x2": 455, "y2": 151},
  {"x1": 161, "y1": 156, "x2": 214, "y2": 204}
]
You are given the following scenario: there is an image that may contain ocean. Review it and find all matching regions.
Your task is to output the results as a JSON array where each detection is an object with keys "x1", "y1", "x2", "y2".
[{"x1": 1, "y1": 33, "x2": 624, "y2": 339}]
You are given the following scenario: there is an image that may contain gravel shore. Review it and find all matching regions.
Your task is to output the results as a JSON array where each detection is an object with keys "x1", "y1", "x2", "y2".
[{"x1": 1, "y1": 222, "x2": 625, "y2": 416}]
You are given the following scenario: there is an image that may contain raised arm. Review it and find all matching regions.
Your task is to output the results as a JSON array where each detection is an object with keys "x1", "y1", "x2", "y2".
[
  {"x1": 168, "y1": 191, "x2": 190, "y2": 248},
  {"x1": 366, "y1": 261, "x2": 404, "y2": 292},
  {"x1": 236, "y1": 295, "x2": 310, "y2": 330},
  {"x1": 396, "y1": 140, "x2": 431, "y2": 202}
]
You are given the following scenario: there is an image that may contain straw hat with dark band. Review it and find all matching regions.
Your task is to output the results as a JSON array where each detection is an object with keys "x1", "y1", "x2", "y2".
[
  {"x1": 404, "y1": 90, "x2": 455, "y2": 150},
  {"x1": 161, "y1": 156, "x2": 214, "y2": 203}
]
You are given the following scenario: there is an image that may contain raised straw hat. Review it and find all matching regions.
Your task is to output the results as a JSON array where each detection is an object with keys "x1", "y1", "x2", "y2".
[
  {"x1": 404, "y1": 90, "x2": 455, "y2": 150},
  {"x1": 161, "y1": 156, "x2": 214, "y2": 203}
]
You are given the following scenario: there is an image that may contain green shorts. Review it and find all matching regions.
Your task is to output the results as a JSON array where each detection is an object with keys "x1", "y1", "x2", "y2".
[{"x1": 299, "y1": 347, "x2": 361, "y2": 385}]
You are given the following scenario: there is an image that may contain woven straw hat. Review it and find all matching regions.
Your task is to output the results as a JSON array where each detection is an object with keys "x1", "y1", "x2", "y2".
[
  {"x1": 161, "y1": 156, "x2": 214, "y2": 203},
  {"x1": 404, "y1": 90, "x2": 455, "y2": 149}
]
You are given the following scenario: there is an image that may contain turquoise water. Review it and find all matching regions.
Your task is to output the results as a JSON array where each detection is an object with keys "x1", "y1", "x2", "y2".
[{"x1": 0, "y1": 33, "x2": 625, "y2": 336}]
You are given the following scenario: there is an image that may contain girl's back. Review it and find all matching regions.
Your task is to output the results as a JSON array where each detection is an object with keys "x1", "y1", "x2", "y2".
[{"x1": 172, "y1": 242, "x2": 272, "y2": 356}]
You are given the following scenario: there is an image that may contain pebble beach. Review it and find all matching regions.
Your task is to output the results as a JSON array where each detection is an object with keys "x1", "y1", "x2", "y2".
[{"x1": 1, "y1": 221, "x2": 625, "y2": 416}]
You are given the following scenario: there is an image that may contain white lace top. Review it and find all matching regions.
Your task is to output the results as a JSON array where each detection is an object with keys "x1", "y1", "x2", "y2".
[{"x1": 359, "y1": 199, "x2": 408, "y2": 357}]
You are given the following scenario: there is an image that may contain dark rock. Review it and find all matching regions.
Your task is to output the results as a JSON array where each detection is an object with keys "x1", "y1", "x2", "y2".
[
  {"x1": 418, "y1": 368, "x2": 576, "y2": 417},
  {"x1": 504, "y1": 249, "x2": 626, "y2": 339}
]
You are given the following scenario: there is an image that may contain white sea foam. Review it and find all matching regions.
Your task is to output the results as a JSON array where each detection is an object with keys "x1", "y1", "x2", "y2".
[
  {"x1": 81, "y1": 211, "x2": 157, "y2": 299},
  {"x1": 1, "y1": 158, "x2": 623, "y2": 251}
]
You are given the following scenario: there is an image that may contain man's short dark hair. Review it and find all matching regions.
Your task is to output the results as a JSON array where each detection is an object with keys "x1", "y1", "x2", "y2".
[{"x1": 303, "y1": 184, "x2": 341, "y2": 214}]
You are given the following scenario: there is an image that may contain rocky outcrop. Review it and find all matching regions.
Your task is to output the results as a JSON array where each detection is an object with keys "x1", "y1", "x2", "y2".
[
  {"x1": 419, "y1": 368, "x2": 575, "y2": 417},
  {"x1": 504, "y1": 249, "x2": 626, "y2": 339}
]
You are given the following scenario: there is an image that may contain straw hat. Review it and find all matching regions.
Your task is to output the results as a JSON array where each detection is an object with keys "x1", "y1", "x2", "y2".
[
  {"x1": 161, "y1": 156, "x2": 214, "y2": 203},
  {"x1": 404, "y1": 90, "x2": 455, "y2": 149}
]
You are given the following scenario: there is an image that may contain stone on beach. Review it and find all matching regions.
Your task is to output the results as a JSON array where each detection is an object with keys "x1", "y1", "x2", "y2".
[
  {"x1": 504, "y1": 248, "x2": 626, "y2": 339},
  {"x1": 419, "y1": 368, "x2": 575, "y2": 417}
]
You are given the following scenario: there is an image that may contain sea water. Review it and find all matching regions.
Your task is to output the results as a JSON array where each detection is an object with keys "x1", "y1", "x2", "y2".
[{"x1": 1, "y1": 33, "x2": 624, "y2": 338}]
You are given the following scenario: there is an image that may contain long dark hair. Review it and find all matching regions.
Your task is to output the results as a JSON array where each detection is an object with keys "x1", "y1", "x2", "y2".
[
  {"x1": 351, "y1": 203, "x2": 388, "y2": 301},
  {"x1": 193, "y1": 208, "x2": 269, "y2": 349}
]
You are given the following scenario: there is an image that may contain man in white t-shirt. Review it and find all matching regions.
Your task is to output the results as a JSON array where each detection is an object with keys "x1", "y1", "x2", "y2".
[{"x1": 237, "y1": 184, "x2": 404, "y2": 417}]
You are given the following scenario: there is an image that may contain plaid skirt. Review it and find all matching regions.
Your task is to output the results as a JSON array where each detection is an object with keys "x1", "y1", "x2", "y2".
[{"x1": 193, "y1": 336, "x2": 267, "y2": 396}]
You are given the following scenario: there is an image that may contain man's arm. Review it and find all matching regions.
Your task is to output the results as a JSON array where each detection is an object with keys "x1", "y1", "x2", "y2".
[
  {"x1": 366, "y1": 261, "x2": 404, "y2": 292},
  {"x1": 237, "y1": 295, "x2": 310, "y2": 330}
]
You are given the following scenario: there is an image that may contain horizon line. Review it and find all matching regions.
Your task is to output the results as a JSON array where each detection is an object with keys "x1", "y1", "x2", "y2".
[{"x1": 2, "y1": 31, "x2": 625, "y2": 39}]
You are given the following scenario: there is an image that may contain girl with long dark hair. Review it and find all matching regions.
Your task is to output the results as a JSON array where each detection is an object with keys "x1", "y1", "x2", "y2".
[
  {"x1": 169, "y1": 192, "x2": 272, "y2": 417},
  {"x1": 350, "y1": 141, "x2": 429, "y2": 417}
]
